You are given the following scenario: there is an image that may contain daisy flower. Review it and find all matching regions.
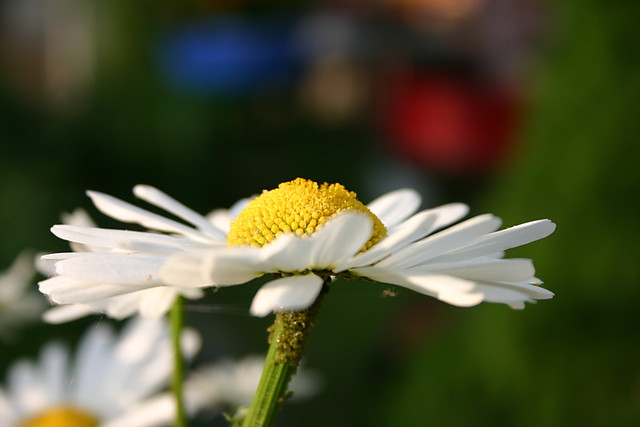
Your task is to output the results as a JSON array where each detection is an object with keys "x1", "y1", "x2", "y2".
[
  {"x1": 0, "y1": 252, "x2": 45, "y2": 338},
  {"x1": 40, "y1": 178, "x2": 555, "y2": 319},
  {"x1": 39, "y1": 189, "x2": 249, "y2": 323},
  {"x1": 183, "y1": 355, "x2": 320, "y2": 411},
  {"x1": 0, "y1": 316, "x2": 200, "y2": 427},
  {"x1": 161, "y1": 178, "x2": 556, "y2": 316},
  {"x1": 109, "y1": 355, "x2": 320, "y2": 426}
]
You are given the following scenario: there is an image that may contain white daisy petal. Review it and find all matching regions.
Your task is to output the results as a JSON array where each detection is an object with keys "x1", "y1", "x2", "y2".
[
  {"x1": 160, "y1": 252, "x2": 212, "y2": 287},
  {"x1": 204, "y1": 247, "x2": 265, "y2": 285},
  {"x1": 350, "y1": 266, "x2": 424, "y2": 293},
  {"x1": 42, "y1": 304, "x2": 96, "y2": 324},
  {"x1": 0, "y1": 253, "x2": 43, "y2": 333},
  {"x1": 260, "y1": 234, "x2": 316, "y2": 273},
  {"x1": 53, "y1": 253, "x2": 164, "y2": 285},
  {"x1": 250, "y1": 274, "x2": 324, "y2": 317},
  {"x1": 87, "y1": 190, "x2": 212, "y2": 244},
  {"x1": 180, "y1": 328, "x2": 203, "y2": 361},
  {"x1": 470, "y1": 284, "x2": 538, "y2": 308},
  {"x1": 102, "y1": 394, "x2": 175, "y2": 427},
  {"x1": 367, "y1": 188, "x2": 421, "y2": 228},
  {"x1": 436, "y1": 290, "x2": 485, "y2": 307},
  {"x1": 335, "y1": 209, "x2": 437, "y2": 271},
  {"x1": 103, "y1": 293, "x2": 148, "y2": 320},
  {"x1": 2, "y1": 317, "x2": 191, "y2": 425},
  {"x1": 403, "y1": 273, "x2": 478, "y2": 295},
  {"x1": 40, "y1": 252, "x2": 84, "y2": 261},
  {"x1": 393, "y1": 273, "x2": 484, "y2": 307},
  {"x1": 133, "y1": 185, "x2": 227, "y2": 241},
  {"x1": 120, "y1": 239, "x2": 218, "y2": 255},
  {"x1": 39, "y1": 276, "x2": 150, "y2": 304},
  {"x1": 481, "y1": 280, "x2": 555, "y2": 300},
  {"x1": 179, "y1": 287, "x2": 205, "y2": 299},
  {"x1": 206, "y1": 196, "x2": 253, "y2": 233},
  {"x1": 51, "y1": 225, "x2": 204, "y2": 253},
  {"x1": 410, "y1": 258, "x2": 537, "y2": 283},
  {"x1": 115, "y1": 317, "x2": 166, "y2": 363},
  {"x1": 352, "y1": 267, "x2": 485, "y2": 307},
  {"x1": 1, "y1": 252, "x2": 36, "y2": 291},
  {"x1": 36, "y1": 254, "x2": 58, "y2": 276},
  {"x1": 40, "y1": 343, "x2": 68, "y2": 403},
  {"x1": 61, "y1": 208, "x2": 96, "y2": 228},
  {"x1": 427, "y1": 203, "x2": 470, "y2": 231},
  {"x1": 376, "y1": 214, "x2": 503, "y2": 269},
  {"x1": 8, "y1": 360, "x2": 46, "y2": 415},
  {"x1": 138, "y1": 287, "x2": 180, "y2": 318},
  {"x1": 0, "y1": 389, "x2": 18, "y2": 425},
  {"x1": 71, "y1": 324, "x2": 114, "y2": 408},
  {"x1": 433, "y1": 219, "x2": 557, "y2": 263},
  {"x1": 309, "y1": 213, "x2": 372, "y2": 268}
]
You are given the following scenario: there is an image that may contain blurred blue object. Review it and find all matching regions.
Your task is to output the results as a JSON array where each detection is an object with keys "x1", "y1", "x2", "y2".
[{"x1": 157, "y1": 16, "x2": 302, "y2": 95}]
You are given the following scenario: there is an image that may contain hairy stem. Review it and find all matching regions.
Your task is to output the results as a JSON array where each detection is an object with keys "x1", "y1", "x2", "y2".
[{"x1": 242, "y1": 281, "x2": 329, "y2": 427}]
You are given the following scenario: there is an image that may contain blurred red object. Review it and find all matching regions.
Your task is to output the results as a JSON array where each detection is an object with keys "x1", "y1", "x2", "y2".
[{"x1": 380, "y1": 71, "x2": 522, "y2": 176}]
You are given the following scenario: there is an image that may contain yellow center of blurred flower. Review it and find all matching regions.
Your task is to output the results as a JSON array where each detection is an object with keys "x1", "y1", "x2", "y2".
[
  {"x1": 18, "y1": 406, "x2": 98, "y2": 427},
  {"x1": 228, "y1": 178, "x2": 386, "y2": 250}
]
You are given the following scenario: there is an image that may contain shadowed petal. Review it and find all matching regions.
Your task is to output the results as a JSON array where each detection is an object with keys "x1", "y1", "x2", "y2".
[{"x1": 250, "y1": 274, "x2": 324, "y2": 317}]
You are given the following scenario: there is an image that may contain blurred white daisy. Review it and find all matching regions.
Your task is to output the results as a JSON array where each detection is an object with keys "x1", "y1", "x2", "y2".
[
  {"x1": 0, "y1": 252, "x2": 45, "y2": 338},
  {"x1": 40, "y1": 179, "x2": 556, "y2": 319},
  {"x1": 184, "y1": 355, "x2": 320, "y2": 410},
  {"x1": 39, "y1": 189, "x2": 249, "y2": 323},
  {"x1": 0, "y1": 316, "x2": 200, "y2": 427},
  {"x1": 109, "y1": 355, "x2": 320, "y2": 426}
]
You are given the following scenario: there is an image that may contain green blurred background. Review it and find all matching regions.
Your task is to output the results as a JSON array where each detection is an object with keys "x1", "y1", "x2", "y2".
[{"x1": 1, "y1": 0, "x2": 638, "y2": 425}]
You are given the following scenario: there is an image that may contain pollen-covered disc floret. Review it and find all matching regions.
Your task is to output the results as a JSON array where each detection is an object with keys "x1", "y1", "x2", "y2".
[
  {"x1": 228, "y1": 178, "x2": 387, "y2": 250},
  {"x1": 19, "y1": 407, "x2": 98, "y2": 427}
]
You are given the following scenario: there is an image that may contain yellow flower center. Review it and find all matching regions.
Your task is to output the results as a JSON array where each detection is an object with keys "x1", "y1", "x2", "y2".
[
  {"x1": 18, "y1": 406, "x2": 99, "y2": 427},
  {"x1": 228, "y1": 178, "x2": 387, "y2": 250}
]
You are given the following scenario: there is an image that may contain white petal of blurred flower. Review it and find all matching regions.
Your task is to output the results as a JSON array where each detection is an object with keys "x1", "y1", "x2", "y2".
[
  {"x1": 0, "y1": 252, "x2": 45, "y2": 338},
  {"x1": 184, "y1": 355, "x2": 320, "y2": 410},
  {"x1": 0, "y1": 316, "x2": 200, "y2": 427},
  {"x1": 39, "y1": 186, "x2": 239, "y2": 322},
  {"x1": 112, "y1": 355, "x2": 320, "y2": 426}
]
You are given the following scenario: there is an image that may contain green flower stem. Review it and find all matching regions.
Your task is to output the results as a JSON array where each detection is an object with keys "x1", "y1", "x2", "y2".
[
  {"x1": 242, "y1": 281, "x2": 329, "y2": 427},
  {"x1": 170, "y1": 296, "x2": 187, "y2": 427}
]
